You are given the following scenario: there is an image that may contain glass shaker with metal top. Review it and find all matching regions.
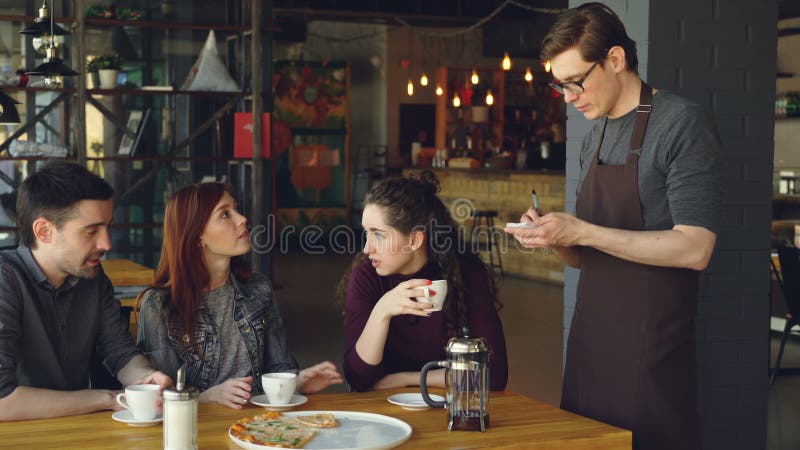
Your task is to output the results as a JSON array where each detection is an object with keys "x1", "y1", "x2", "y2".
[{"x1": 163, "y1": 364, "x2": 198, "y2": 450}]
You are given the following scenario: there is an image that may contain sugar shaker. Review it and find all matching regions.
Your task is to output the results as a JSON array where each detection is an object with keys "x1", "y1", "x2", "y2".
[{"x1": 163, "y1": 364, "x2": 198, "y2": 450}]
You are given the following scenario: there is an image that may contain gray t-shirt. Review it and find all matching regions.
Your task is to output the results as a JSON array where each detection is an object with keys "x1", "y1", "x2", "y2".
[
  {"x1": 203, "y1": 283, "x2": 250, "y2": 385},
  {"x1": 577, "y1": 90, "x2": 723, "y2": 233}
]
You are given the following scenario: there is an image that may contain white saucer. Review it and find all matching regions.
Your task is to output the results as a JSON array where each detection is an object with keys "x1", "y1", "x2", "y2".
[
  {"x1": 250, "y1": 394, "x2": 308, "y2": 411},
  {"x1": 111, "y1": 410, "x2": 163, "y2": 427},
  {"x1": 387, "y1": 392, "x2": 444, "y2": 410}
]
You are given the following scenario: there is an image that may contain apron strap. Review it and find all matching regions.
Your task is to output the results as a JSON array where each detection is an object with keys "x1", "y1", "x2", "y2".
[{"x1": 629, "y1": 82, "x2": 653, "y2": 152}]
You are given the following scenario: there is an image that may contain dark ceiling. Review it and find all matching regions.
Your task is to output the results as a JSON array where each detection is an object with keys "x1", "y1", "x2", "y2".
[
  {"x1": 273, "y1": 0, "x2": 567, "y2": 26},
  {"x1": 780, "y1": 0, "x2": 800, "y2": 19},
  {"x1": 272, "y1": 1, "x2": 566, "y2": 58}
]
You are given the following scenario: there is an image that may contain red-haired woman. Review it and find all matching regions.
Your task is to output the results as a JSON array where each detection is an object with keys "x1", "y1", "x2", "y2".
[{"x1": 137, "y1": 182, "x2": 342, "y2": 408}]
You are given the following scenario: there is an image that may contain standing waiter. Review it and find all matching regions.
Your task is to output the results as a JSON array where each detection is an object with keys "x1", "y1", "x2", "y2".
[{"x1": 505, "y1": 3, "x2": 722, "y2": 450}]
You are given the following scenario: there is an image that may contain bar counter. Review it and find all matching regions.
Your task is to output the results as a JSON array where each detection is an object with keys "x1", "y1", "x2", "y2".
[{"x1": 404, "y1": 167, "x2": 566, "y2": 284}]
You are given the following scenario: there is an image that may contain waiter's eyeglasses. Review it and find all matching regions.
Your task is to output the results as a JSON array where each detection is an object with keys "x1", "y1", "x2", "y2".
[{"x1": 548, "y1": 62, "x2": 600, "y2": 95}]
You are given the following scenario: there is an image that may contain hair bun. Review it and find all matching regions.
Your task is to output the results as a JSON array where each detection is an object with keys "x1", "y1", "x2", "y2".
[{"x1": 409, "y1": 170, "x2": 440, "y2": 194}]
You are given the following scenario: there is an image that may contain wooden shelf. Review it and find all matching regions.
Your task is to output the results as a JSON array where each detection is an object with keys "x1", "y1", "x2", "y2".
[
  {"x1": 0, "y1": 14, "x2": 74, "y2": 24},
  {"x1": 85, "y1": 156, "x2": 228, "y2": 162},
  {"x1": 85, "y1": 18, "x2": 280, "y2": 33},
  {"x1": 0, "y1": 156, "x2": 75, "y2": 161},
  {"x1": 0, "y1": 15, "x2": 279, "y2": 32},
  {"x1": 2, "y1": 86, "x2": 77, "y2": 94},
  {"x1": 88, "y1": 87, "x2": 248, "y2": 97},
  {"x1": 2, "y1": 86, "x2": 250, "y2": 97}
]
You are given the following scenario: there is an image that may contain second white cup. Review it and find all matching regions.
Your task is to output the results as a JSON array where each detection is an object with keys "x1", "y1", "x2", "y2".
[
  {"x1": 419, "y1": 279, "x2": 448, "y2": 311},
  {"x1": 116, "y1": 384, "x2": 160, "y2": 420},
  {"x1": 262, "y1": 372, "x2": 297, "y2": 405}
]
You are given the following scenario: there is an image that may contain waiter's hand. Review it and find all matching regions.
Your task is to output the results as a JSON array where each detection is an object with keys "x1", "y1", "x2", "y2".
[
  {"x1": 521, "y1": 206, "x2": 541, "y2": 224},
  {"x1": 505, "y1": 210, "x2": 588, "y2": 248},
  {"x1": 505, "y1": 207, "x2": 545, "y2": 248}
]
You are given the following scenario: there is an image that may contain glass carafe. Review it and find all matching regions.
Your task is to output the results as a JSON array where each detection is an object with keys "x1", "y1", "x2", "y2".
[{"x1": 420, "y1": 326, "x2": 490, "y2": 431}]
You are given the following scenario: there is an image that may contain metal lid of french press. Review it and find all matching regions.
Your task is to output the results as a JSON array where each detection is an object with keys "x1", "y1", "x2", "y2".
[
  {"x1": 446, "y1": 326, "x2": 489, "y2": 354},
  {"x1": 164, "y1": 363, "x2": 198, "y2": 400}
]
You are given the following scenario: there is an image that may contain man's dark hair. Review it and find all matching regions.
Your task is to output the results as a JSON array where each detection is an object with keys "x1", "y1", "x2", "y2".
[
  {"x1": 16, "y1": 161, "x2": 113, "y2": 248},
  {"x1": 540, "y1": 2, "x2": 638, "y2": 74}
]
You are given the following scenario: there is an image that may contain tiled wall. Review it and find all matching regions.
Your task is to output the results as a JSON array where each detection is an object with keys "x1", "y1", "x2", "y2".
[{"x1": 564, "y1": 1, "x2": 775, "y2": 448}]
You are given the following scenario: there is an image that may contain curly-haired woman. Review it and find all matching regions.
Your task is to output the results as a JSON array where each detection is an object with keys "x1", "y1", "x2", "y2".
[{"x1": 340, "y1": 171, "x2": 508, "y2": 391}]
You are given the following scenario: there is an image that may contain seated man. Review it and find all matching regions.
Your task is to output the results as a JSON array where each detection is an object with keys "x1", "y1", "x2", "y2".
[{"x1": 0, "y1": 161, "x2": 172, "y2": 420}]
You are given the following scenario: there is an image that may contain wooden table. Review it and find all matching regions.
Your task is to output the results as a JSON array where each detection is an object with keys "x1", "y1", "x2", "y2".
[{"x1": 0, "y1": 389, "x2": 631, "y2": 449}]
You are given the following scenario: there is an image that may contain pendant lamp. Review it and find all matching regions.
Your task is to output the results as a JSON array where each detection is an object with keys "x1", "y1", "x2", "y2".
[
  {"x1": 25, "y1": 45, "x2": 78, "y2": 87},
  {"x1": 24, "y1": 0, "x2": 78, "y2": 88},
  {"x1": 20, "y1": 1, "x2": 69, "y2": 36},
  {"x1": 0, "y1": 90, "x2": 21, "y2": 124}
]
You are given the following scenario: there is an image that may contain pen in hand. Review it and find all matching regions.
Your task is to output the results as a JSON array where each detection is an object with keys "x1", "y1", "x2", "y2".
[{"x1": 531, "y1": 189, "x2": 541, "y2": 215}]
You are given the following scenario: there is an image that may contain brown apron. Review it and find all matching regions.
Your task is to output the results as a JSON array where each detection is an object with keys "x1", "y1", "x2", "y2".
[{"x1": 562, "y1": 83, "x2": 701, "y2": 450}]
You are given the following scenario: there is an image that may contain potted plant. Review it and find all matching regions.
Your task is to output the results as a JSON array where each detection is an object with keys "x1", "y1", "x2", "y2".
[{"x1": 88, "y1": 52, "x2": 122, "y2": 89}]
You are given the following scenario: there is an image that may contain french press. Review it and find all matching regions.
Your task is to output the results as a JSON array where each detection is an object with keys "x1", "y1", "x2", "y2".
[{"x1": 420, "y1": 326, "x2": 490, "y2": 431}]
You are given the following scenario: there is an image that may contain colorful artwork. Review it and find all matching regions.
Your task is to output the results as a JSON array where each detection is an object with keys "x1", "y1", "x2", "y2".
[{"x1": 273, "y1": 61, "x2": 347, "y2": 129}]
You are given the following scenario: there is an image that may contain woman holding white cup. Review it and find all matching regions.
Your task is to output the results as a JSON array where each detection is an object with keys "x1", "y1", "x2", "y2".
[
  {"x1": 340, "y1": 171, "x2": 508, "y2": 392},
  {"x1": 137, "y1": 183, "x2": 343, "y2": 409}
]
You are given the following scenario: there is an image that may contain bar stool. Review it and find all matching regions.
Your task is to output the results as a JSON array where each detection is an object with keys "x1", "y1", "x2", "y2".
[{"x1": 469, "y1": 209, "x2": 504, "y2": 277}]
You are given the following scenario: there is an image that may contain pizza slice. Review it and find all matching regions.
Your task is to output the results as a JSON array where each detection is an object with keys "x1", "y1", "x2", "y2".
[
  {"x1": 294, "y1": 412, "x2": 337, "y2": 428},
  {"x1": 230, "y1": 412, "x2": 317, "y2": 448}
]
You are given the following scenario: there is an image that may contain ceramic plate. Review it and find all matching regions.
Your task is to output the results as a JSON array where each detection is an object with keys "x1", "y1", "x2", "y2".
[
  {"x1": 228, "y1": 410, "x2": 412, "y2": 450},
  {"x1": 250, "y1": 394, "x2": 308, "y2": 411},
  {"x1": 111, "y1": 409, "x2": 163, "y2": 427},
  {"x1": 387, "y1": 392, "x2": 444, "y2": 411}
]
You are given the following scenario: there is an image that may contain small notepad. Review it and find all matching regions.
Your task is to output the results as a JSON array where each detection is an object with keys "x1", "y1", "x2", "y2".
[{"x1": 506, "y1": 222, "x2": 537, "y2": 228}]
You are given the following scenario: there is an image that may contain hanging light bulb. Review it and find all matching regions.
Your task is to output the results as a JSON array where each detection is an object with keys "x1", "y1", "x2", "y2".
[
  {"x1": 544, "y1": 60, "x2": 551, "y2": 73},
  {"x1": 25, "y1": 43, "x2": 78, "y2": 88},
  {"x1": 407, "y1": 78, "x2": 414, "y2": 96},
  {"x1": 43, "y1": 74, "x2": 64, "y2": 88},
  {"x1": 525, "y1": 67, "x2": 533, "y2": 83},
  {"x1": 471, "y1": 69, "x2": 479, "y2": 85},
  {"x1": 502, "y1": 52, "x2": 511, "y2": 71},
  {"x1": 485, "y1": 89, "x2": 494, "y2": 106},
  {"x1": 435, "y1": 84, "x2": 444, "y2": 96},
  {"x1": 21, "y1": 0, "x2": 70, "y2": 56},
  {"x1": 453, "y1": 93, "x2": 461, "y2": 108},
  {"x1": 420, "y1": 73, "x2": 429, "y2": 86}
]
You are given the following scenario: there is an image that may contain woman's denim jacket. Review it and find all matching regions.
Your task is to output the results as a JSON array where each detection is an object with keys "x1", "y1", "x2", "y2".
[{"x1": 136, "y1": 272, "x2": 299, "y2": 393}]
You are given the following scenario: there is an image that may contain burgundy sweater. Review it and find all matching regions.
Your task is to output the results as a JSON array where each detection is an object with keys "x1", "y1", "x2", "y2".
[{"x1": 343, "y1": 255, "x2": 508, "y2": 392}]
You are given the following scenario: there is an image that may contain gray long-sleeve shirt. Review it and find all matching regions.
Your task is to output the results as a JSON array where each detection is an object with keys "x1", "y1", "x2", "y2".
[{"x1": 0, "y1": 246, "x2": 141, "y2": 398}]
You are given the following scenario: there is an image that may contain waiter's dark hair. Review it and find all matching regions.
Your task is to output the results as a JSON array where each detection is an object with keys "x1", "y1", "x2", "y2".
[
  {"x1": 541, "y1": 2, "x2": 638, "y2": 74},
  {"x1": 337, "y1": 170, "x2": 501, "y2": 339},
  {"x1": 16, "y1": 161, "x2": 113, "y2": 248}
]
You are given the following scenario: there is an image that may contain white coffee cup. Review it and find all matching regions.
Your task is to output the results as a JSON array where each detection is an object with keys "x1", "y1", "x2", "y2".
[
  {"x1": 419, "y1": 279, "x2": 448, "y2": 311},
  {"x1": 116, "y1": 384, "x2": 160, "y2": 420},
  {"x1": 262, "y1": 372, "x2": 297, "y2": 405}
]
